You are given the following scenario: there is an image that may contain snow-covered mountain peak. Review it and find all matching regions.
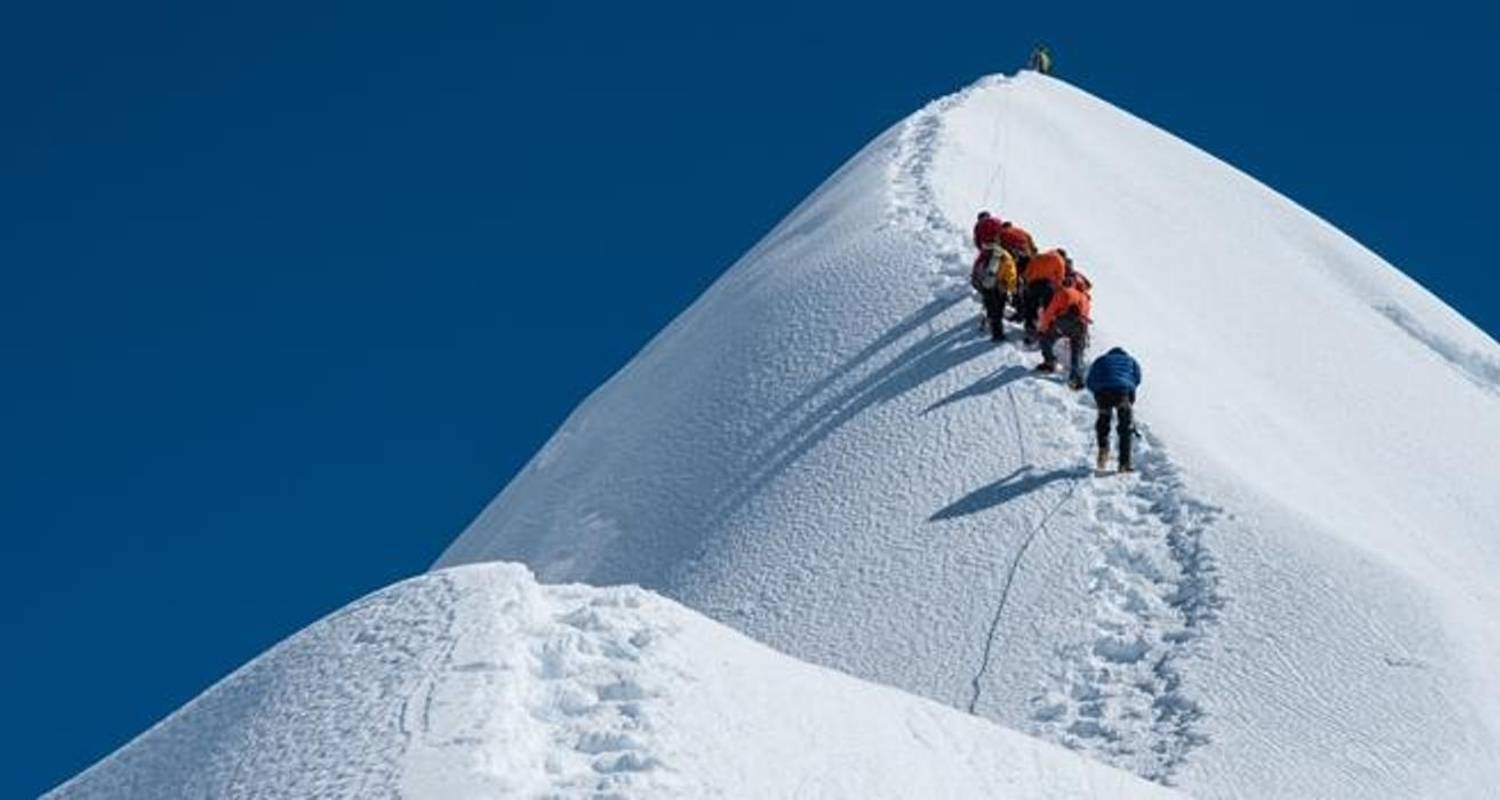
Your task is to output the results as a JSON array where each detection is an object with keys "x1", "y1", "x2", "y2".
[
  {"x1": 56, "y1": 73, "x2": 1500, "y2": 798},
  {"x1": 438, "y1": 72, "x2": 1500, "y2": 796}
]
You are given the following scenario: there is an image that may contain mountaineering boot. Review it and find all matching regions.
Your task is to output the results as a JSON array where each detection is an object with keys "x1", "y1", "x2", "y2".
[
  {"x1": 1068, "y1": 375, "x2": 1084, "y2": 391},
  {"x1": 1034, "y1": 360, "x2": 1057, "y2": 373},
  {"x1": 1096, "y1": 449, "x2": 1109, "y2": 471}
]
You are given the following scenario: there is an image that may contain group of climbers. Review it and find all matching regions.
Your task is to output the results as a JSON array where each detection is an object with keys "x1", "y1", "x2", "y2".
[
  {"x1": 970, "y1": 211, "x2": 1092, "y2": 386},
  {"x1": 970, "y1": 210, "x2": 1140, "y2": 472}
]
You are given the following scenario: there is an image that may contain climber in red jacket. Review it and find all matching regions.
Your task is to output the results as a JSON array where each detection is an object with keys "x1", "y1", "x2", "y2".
[{"x1": 973, "y1": 211, "x2": 1004, "y2": 250}]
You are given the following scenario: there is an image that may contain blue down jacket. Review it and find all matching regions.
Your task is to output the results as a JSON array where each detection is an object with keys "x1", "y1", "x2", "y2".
[{"x1": 1085, "y1": 347, "x2": 1141, "y2": 393}]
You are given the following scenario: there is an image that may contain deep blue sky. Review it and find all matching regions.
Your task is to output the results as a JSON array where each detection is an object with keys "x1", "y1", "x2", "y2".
[{"x1": 3, "y1": 1, "x2": 1496, "y2": 794}]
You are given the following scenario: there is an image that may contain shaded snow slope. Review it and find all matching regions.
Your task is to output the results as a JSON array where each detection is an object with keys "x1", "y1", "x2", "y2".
[
  {"x1": 52, "y1": 563, "x2": 1176, "y2": 799},
  {"x1": 440, "y1": 73, "x2": 1500, "y2": 797}
]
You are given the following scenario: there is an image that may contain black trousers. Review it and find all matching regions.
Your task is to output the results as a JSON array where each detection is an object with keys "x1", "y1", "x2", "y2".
[
  {"x1": 1021, "y1": 279, "x2": 1054, "y2": 334},
  {"x1": 979, "y1": 286, "x2": 1009, "y2": 338},
  {"x1": 1041, "y1": 314, "x2": 1088, "y2": 381},
  {"x1": 1093, "y1": 388, "x2": 1135, "y2": 466}
]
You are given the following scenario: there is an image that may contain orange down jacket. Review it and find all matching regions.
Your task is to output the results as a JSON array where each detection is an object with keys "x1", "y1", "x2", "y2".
[
  {"x1": 1024, "y1": 249, "x2": 1067, "y2": 288},
  {"x1": 1039, "y1": 284, "x2": 1092, "y2": 332}
]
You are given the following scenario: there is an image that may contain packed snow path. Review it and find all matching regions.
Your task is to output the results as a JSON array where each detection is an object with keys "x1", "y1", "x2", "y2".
[
  {"x1": 892, "y1": 82, "x2": 1227, "y2": 783},
  {"x1": 441, "y1": 72, "x2": 1500, "y2": 797},
  {"x1": 54, "y1": 564, "x2": 1181, "y2": 799}
]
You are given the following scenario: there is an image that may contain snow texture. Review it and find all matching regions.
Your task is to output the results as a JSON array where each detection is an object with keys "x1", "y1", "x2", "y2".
[
  {"x1": 438, "y1": 74, "x2": 1500, "y2": 797},
  {"x1": 52, "y1": 563, "x2": 1177, "y2": 799}
]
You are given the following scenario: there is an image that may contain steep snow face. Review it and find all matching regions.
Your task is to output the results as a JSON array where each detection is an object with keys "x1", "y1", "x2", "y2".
[
  {"x1": 52, "y1": 563, "x2": 1177, "y2": 799},
  {"x1": 440, "y1": 74, "x2": 1500, "y2": 797}
]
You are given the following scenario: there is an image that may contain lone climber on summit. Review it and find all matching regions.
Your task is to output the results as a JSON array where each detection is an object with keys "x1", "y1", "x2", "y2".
[{"x1": 1028, "y1": 45, "x2": 1054, "y2": 75}]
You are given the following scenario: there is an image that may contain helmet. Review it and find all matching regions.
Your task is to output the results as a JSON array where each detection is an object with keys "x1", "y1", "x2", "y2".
[{"x1": 977, "y1": 211, "x2": 991, "y2": 220}]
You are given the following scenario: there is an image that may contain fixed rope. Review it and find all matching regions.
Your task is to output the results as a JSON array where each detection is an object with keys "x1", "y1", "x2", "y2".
[
  {"x1": 978, "y1": 78, "x2": 1014, "y2": 211},
  {"x1": 967, "y1": 469, "x2": 1081, "y2": 715},
  {"x1": 966, "y1": 386, "x2": 1081, "y2": 715}
]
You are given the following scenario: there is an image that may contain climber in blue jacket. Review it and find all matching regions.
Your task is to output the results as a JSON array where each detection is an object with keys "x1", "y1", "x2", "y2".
[{"x1": 1085, "y1": 347, "x2": 1141, "y2": 472}]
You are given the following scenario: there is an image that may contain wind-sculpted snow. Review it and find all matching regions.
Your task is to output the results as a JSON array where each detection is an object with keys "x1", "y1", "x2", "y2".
[
  {"x1": 439, "y1": 73, "x2": 1500, "y2": 797},
  {"x1": 53, "y1": 564, "x2": 1180, "y2": 799},
  {"x1": 1376, "y1": 303, "x2": 1500, "y2": 393}
]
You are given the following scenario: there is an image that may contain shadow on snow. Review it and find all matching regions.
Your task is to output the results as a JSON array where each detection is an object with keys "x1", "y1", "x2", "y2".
[
  {"x1": 923, "y1": 364, "x2": 1031, "y2": 414},
  {"x1": 929, "y1": 465, "x2": 1090, "y2": 522},
  {"x1": 708, "y1": 295, "x2": 993, "y2": 524}
]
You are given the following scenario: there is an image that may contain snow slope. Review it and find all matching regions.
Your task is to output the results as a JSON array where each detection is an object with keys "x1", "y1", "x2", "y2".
[
  {"x1": 52, "y1": 563, "x2": 1177, "y2": 799},
  {"x1": 440, "y1": 73, "x2": 1500, "y2": 797}
]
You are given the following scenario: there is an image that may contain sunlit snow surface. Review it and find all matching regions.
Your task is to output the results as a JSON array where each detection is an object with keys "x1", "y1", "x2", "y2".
[
  {"x1": 59, "y1": 73, "x2": 1500, "y2": 798},
  {"x1": 439, "y1": 74, "x2": 1500, "y2": 797},
  {"x1": 52, "y1": 564, "x2": 1175, "y2": 799}
]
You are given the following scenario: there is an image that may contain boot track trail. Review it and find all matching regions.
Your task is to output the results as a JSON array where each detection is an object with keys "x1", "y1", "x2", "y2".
[{"x1": 887, "y1": 77, "x2": 1227, "y2": 785}]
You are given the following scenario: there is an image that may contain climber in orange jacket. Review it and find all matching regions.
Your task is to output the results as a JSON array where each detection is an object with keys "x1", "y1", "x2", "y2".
[
  {"x1": 1037, "y1": 273, "x2": 1092, "y2": 388},
  {"x1": 1019, "y1": 248, "x2": 1068, "y2": 340}
]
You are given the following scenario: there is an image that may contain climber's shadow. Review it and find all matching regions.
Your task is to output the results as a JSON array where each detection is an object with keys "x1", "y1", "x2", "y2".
[
  {"x1": 923, "y1": 364, "x2": 1031, "y2": 414},
  {"x1": 929, "y1": 465, "x2": 1087, "y2": 521}
]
